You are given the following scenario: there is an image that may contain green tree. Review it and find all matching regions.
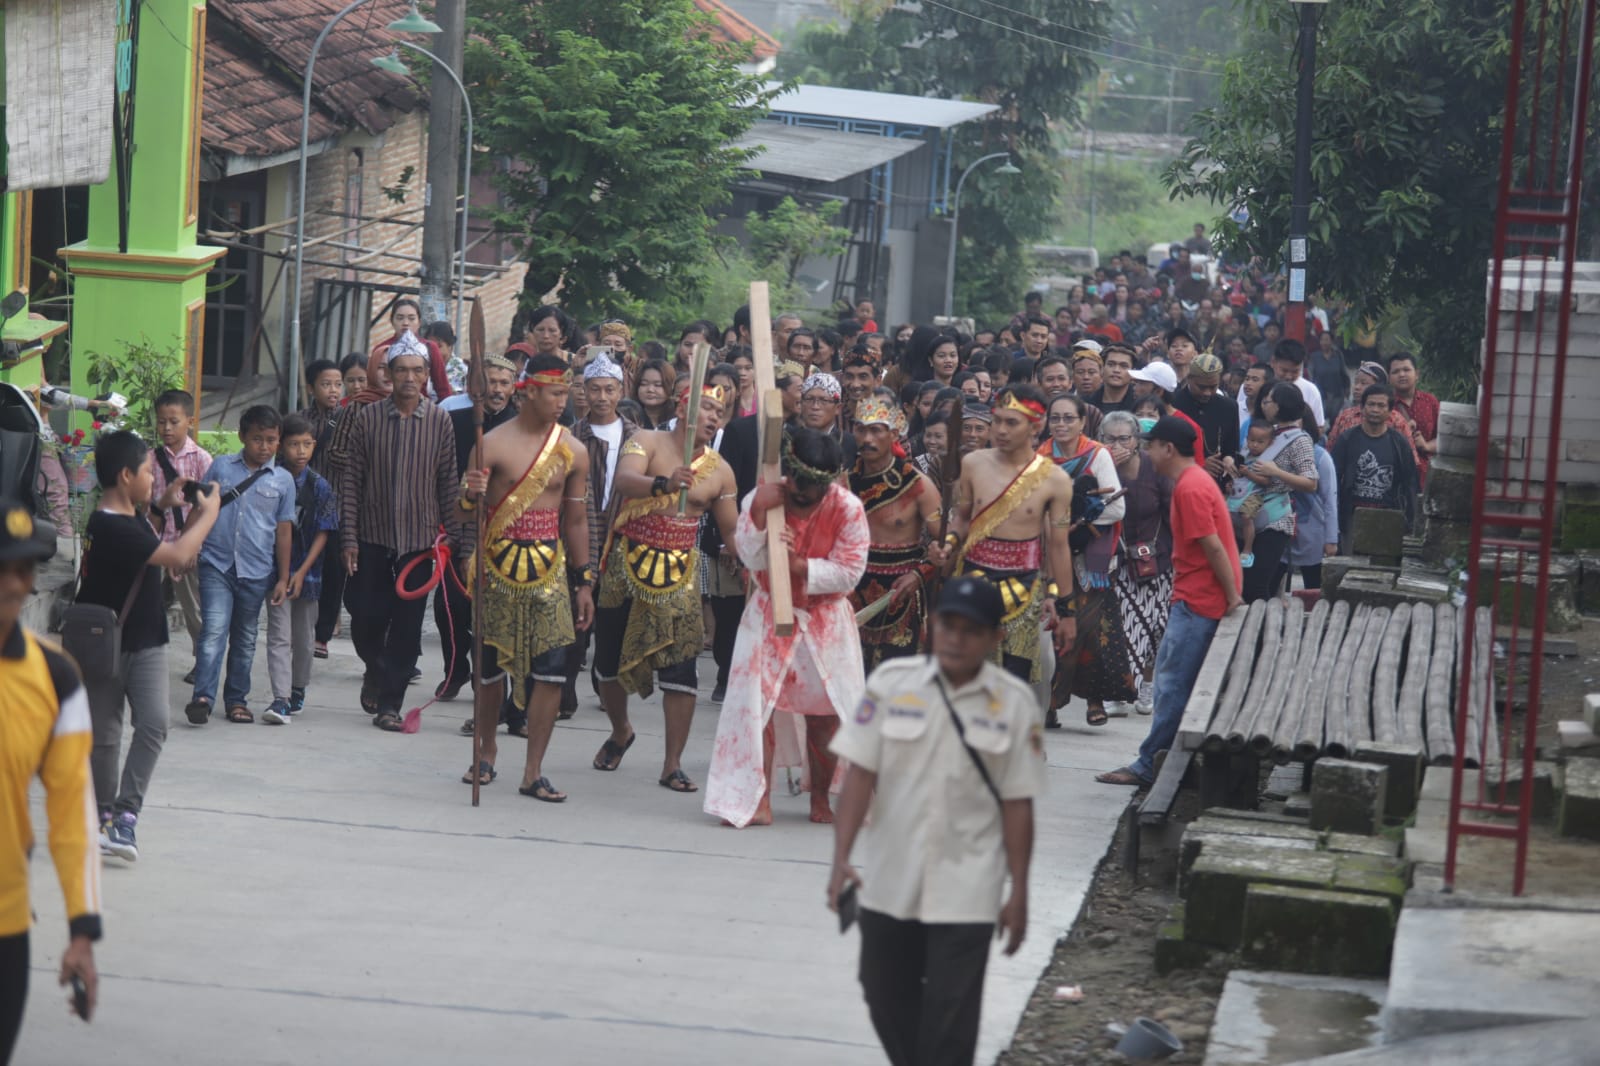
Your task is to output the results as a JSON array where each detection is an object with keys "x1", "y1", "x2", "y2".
[
  {"x1": 779, "y1": 0, "x2": 1109, "y2": 327},
  {"x1": 465, "y1": 0, "x2": 778, "y2": 321},
  {"x1": 1164, "y1": 0, "x2": 1514, "y2": 399},
  {"x1": 745, "y1": 197, "x2": 851, "y2": 285}
]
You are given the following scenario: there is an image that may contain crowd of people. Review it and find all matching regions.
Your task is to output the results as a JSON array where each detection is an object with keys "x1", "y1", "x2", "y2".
[{"x1": 4, "y1": 246, "x2": 1450, "y2": 1063}]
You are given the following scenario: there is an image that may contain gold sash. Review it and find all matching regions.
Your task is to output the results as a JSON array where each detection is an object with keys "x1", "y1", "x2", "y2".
[
  {"x1": 954, "y1": 455, "x2": 1052, "y2": 569},
  {"x1": 600, "y1": 447, "x2": 722, "y2": 569},
  {"x1": 485, "y1": 424, "x2": 571, "y2": 544}
]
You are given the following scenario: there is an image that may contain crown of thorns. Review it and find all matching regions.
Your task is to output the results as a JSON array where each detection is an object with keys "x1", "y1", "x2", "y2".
[{"x1": 781, "y1": 433, "x2": 840, "y2": 485}]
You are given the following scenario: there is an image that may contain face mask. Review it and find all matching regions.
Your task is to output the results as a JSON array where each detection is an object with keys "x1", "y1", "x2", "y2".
[{"x1": 1138, "y1": 417, "x2": 1158, "y2": 433}]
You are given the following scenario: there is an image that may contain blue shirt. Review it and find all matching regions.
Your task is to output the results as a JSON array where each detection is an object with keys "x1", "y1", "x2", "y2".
[
  {"x1": 200, "y1": 453, "x2": 295, "y2": 582},
  {"x1": 289, "y1": 467, "x2": 339, "y2": 601}
]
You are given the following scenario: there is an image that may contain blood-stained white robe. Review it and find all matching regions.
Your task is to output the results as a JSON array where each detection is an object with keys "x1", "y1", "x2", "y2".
[{"x1": 703, "y1": 483, "x2": 870, "y2": 827}]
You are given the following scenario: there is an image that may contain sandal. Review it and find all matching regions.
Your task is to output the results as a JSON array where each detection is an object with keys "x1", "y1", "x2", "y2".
[
  {"x1": 184, "y1": 698, "x2": 212, "y2": 726},
  {"x1": 459, "y1": 717, "x2": 475, "y2": 737},
  {"x1": 1045, "y1": 707, "x2": 1061, "y2": 730},
  {"x1": 507, "y1": 722, "x2": 530, "y2": 739},
  {"x1": 658, "y1": 769, "x2": 698, "y2": 793},
  {"x1": 373, "y1": 711, "x2": 404, "y2": 732},
  {"x1": 518, "y1": 776, "x2": 567, "y2": 803},
  {"x1": 359, "y1": 680, "x2": 379, "y2": 715},
  {"x1": 461, "y1": 760, "x2": 496, "y2": 786},
  {"x1": 1095, "y1": 767, "x2": 1151, "y2": 787},
  {"x1": 592, "y1": 731, "x2": 637, "y2": 772},
  {"x1": 313, "y1": 642, "x2": 329, "y2": 660},
  {"x1": 1086, "y1": 704, "x2": 1109, "y2": 727},
  {"x1": 226, "y1": 705, "x2": 253, "y2": 724}
]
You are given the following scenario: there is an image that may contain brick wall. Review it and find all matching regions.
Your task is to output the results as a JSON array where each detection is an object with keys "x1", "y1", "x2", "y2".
[{"x1": 285, "y1": 110, "x2": 525, "y2": 360}]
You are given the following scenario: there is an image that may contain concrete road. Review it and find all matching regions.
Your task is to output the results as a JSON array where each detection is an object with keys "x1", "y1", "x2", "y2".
[{"x1": 20, "y1": 635, "x2": 1146, "y2": 1065}]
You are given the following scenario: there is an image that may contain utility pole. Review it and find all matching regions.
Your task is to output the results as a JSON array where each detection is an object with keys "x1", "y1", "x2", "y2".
[
  {"x1": 1285, "y1": 0, "x2": 1326, "y2": 343},
  {"x1": 419, "y1": 0, "x2": 464, "y2": 325}
]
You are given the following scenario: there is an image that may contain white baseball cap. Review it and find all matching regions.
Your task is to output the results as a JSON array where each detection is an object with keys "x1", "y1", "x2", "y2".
[{"x1": 1129, "y1": 361, "x2": 1178, "y2": 393}]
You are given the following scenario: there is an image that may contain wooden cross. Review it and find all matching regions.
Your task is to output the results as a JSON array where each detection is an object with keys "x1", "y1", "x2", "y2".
[{"x1": 748, "y1": 281, "x2": 794, "y2": 636}]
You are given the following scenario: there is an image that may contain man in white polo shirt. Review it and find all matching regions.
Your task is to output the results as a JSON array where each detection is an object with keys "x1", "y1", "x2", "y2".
[
  {"x1": 828, "y1": 577, "x2": 1045, "y2": 1066},
  {"x1": 1270, "y1": 338, "x2": 1328, "y2": 431}
]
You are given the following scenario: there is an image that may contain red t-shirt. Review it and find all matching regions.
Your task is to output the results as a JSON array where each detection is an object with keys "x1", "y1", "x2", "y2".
[{"x1": 1170, "y1": 464, "x2": 1242, "y2": 619}]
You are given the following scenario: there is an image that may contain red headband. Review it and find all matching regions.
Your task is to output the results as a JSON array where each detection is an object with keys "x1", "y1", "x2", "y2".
[{"x1": 518, "y1": 367, "x2": 573, "y2": 390}]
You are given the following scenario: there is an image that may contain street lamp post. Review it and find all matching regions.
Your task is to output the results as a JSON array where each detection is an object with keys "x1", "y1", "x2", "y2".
[
  {"x1": 944, "y1": 153, "x2": 1020, "y2": 319},
  {"x1": 373, "y1": 45, "x2": 473, "y2": 344},
  {"x1": 287, "y1": 0, "x2": 439, "y2": 414},
  {"x1": 1284, "y1": 0, "x2": 1328, "y2": 344}
]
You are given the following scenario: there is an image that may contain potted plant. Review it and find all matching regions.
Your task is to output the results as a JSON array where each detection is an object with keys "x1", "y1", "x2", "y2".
[{"x1": 83, "y1": 339, "x2": 185, "y2": 439}]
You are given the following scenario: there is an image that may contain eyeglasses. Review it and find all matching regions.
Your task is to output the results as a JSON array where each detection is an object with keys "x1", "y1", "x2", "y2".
[
  {"x1": 1104, "y1": 435, "x2": 1136, "y2": 445},
  {"x1": 1047, "y1": 414, "x2": 1082, "y2": 424},
  {"x1": 802, "y1": 396, "x2": 839, "y2": 407}
]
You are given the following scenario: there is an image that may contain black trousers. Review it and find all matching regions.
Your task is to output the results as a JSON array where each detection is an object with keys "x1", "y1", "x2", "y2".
[
  {"x1": 1242, "y1": 528, "x2": 1291, "y2": 603},
  {"x1": 709, "y1": 594, "x2": 744, "y2": 689},
  {"x1": 858, "y1": 909, "x2": 993, "y2": 1066},
  {"x1": 432, "y1": 563, "x2": 472, "y2": 685},
  {"x1": 349, "y1": 541, "x2": 432, "y2": 714},
  {"x1": 0, "y1": 933, "x2": 27, "y2": 1066},
  {"x1": 315, "y1": 557, "x2": 346, "y2": 644}
]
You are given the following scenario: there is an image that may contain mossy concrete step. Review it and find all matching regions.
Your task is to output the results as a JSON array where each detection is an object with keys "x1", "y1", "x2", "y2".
[
  {"x1": 1154, "y1": 902, "x2": 1216, "y2": 975},
  {"x1": 1185, "y1": 843, "x2": 1410, "y2": 948},
  {"x1": 1241, "y1": 884, "x2": 1396, "y2": 976},
  {"x1": 1556, "y1": 758, "x2": 1600, "y2": 840}
]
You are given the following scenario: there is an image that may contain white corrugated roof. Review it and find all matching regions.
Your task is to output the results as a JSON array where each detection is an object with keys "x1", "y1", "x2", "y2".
[
  {"x1": 733, "y1": 122, "x2": 924, "y2": 183},
  {"x1": 765, "y1": 83, "x2": 998, "y2": 130}
]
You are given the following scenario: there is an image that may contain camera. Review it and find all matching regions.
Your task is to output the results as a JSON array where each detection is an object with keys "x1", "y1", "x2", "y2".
[{"x1": 181, "y1": 481, "x2": 214, "y2": 505}]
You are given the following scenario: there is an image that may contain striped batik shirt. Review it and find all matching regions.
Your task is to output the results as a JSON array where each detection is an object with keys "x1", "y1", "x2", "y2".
[{"x1": 337, "y1": 396, "x2": 461, "y2": 555}]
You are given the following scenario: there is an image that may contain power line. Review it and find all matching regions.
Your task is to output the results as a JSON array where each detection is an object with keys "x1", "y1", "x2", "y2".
[
  {"x1": 918, "y1": 0, "x2": 1225, "y2": 78},
  {"x1": 966, "y1": 0, "x2": 1226, "y2": 66}
]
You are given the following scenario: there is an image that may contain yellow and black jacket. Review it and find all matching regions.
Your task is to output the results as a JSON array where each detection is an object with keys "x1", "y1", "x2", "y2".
[{"x1": 0, "y1": 624, "x2": 101, "y2": 941}]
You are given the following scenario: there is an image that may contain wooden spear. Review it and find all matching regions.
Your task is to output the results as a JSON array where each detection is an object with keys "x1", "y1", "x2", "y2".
[{"x1": 468, "y1": 299, "x2": 488, "y2": 809}]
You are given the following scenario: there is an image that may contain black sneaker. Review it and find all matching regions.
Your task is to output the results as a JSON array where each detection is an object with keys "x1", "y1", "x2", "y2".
[
  {"x1": 436, "y1": 677, "x2": 466, "y2": 702},
  {"x1": 184, "y1": 698, "x2": 212, "y2": 725},
  {"x1": 711, "y1": 682, "x2": 727, "y2": 703},
  {"x1": 183, "y1": 667, "x2": 197, "y2": 686},
  {"x1": 287, "y1": 689, "x2": 306, "y2": 715}
]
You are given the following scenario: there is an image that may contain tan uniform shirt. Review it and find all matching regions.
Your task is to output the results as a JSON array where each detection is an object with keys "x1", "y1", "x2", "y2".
[{"x1": 831, "y1": 655, "x2": 1045, "y2": 924}]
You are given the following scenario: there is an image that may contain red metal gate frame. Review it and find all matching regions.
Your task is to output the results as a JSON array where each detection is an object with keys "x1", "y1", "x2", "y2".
[{"x1": 1443, "y1": 0, "x2": 1597, "y2": 896}]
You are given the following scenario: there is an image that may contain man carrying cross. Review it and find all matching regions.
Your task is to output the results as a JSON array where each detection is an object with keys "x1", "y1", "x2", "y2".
[{"x1": 704, "y1": 427, "x2": 870, "y2": 827}]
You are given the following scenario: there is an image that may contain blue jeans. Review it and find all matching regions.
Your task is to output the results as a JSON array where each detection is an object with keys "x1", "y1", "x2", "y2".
[
  {"x1": 1129, "y1": 600, "x2": 1221, "y2": 782},
  {"x1": 193, "y1": 561, "x2": 274, "y2": 709}
]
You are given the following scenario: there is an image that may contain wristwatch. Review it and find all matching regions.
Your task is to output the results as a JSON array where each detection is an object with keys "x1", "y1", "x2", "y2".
[
  {"x1": 651, "y1": 475, "x2": 671, "y2": 496},
  {"x1": 568, "y1": 563, "x2": 596, "y2": 587}
]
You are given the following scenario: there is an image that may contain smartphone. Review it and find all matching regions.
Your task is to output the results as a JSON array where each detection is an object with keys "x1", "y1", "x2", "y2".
[
  {"x1": 589, "y1": 345, "x2": 612, "y2": 361},
  {"x1": 838, "y1": 882, "x2": 859, "y2": 934},
  {"x1": 69, "y1": 974, "x2": 89, "y2": 1020},
  {"x1": 181, "y1": 480, "x2": 215, "y2": 505}
]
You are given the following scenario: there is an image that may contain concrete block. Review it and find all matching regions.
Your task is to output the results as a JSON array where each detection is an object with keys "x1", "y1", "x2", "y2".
[
  {"x1": 1418, "y1": 516, "x2": 1473, "y2": 561},
  {"x1": 1350, "y1": 509, "x2": 1407, "y2": 563},
  {"x1": 1241, "y1": 884, "x2": 1396, "y2": 976},
  {"x1": 1201, "y1": 805, "x2": 1311, "y2": 828},
  {"x1": 1204, "y1": 969, "x2": 1385, "y2": 1066},
  {"x1": 1180, "y1": 821, "x2": 1321, "y2": 893},
  {"x1": 1585, "y1": 694, "x2": 1600, "y2": 733},
  {"x1": 1422, "y1": 456, "x2": 1479, "y2": 522},
  {"x1": 1560, "y1": 483, "x2": 1600, "y2": 550},
  {"x1": 1580, "y1": 553, "x2": 1600, "y2": 611},
  {"x1": 1284, "y1": 792, "x2": 1312, "y2": 818},
  {"x1": 1185, "y1": 846, "x2": 1408, "y2": 948},
  {"x1": 1556, "y1": 719, "x2": 1600, "y2": 753},
  {"x1": 1480, "y1": 568, "x2": 1582, "y2": 633},
  {"x1": 1489, "y1": 759, "x2": 1559, "y2": 821},
  {"x1": 1274, "y1": 1019, "x2": 1600, "y2": 1064},
  {"x1": 1382, "y1": 907, "x2": 1600, "y2": 1042},
  {"x1": 1352, "y1": 742, "x2": 1427, "y2": 821},
  {"x1": 1557, "y1": 758, "x2": 1600, "y2": 840},
  {"x1": 1154, "y1": 903, "x2": 1213, "y2": 975},
  {"x1": 1310, "y1": 759, "x2": 1389, "y2": 836},
  {"x1": 1322, "y1": 832, "x2": 1401, "y2": 858}
]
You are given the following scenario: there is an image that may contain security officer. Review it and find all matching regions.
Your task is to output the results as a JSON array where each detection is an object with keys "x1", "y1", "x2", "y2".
[
  {"x1": 827, "y1": 576, "x2": 1045, "y2": 1066},
  {"x1": 0, "y1": 498, "x2": 100, "y2": 1060}
]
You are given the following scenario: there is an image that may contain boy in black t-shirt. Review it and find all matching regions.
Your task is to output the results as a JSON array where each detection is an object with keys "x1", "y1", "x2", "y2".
[{"x1": 77, "y1": 432, "x2": 219, "y2": 862}]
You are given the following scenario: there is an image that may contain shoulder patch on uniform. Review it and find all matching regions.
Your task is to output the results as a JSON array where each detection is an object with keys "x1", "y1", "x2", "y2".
[
  {"x1": 855, "y1": 697, "x2": 877, "y2": 724},
  {"x1": 36, "y1": 635, "x2": 84, "y2": 703}
]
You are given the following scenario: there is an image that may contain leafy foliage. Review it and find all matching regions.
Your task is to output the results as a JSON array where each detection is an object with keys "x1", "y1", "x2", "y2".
[
  {"x1": 83, "y1": 339, "x2": 184, "y2": 439},
  {"x1": 745, "y1": 197, "x2": 851, "y2": 286},
  {"x1": 778, "y1": 0, "x2": 1109, "y2": 328},
  {"x1": 465, "y1": 0, "x2": 777, "y2": 322},
  {"x1": 1164, "y1": 0, "x2": 1512, "y2": 399}
]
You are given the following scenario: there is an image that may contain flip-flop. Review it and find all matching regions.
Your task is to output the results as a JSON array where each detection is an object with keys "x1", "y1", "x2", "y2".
[
  {"x1": 184, "y1": 699, "x2": 212, "y2": 726},
  {"x1": 459, "y1": 717, "x2": 475, "y2": 737},
  {"x1": 461, "y1": 761, "x2": 496, "y2": 786},
  {"x1": 1086, "y1": 705, "x2": 1109, "y2": 727},
  {"x1": 659, "y1": 769, "x2": 699, "y2": 793},
  {"x1": 313, "y1": 642, "x2": 329, "y2": 660},
  {"x1": 518, "y1": 776, "x2": 567, "y2": 803},
  {"x1": 592, "y1": 731, "x2": 636, "y2": 772},
  {"x1": 1095, "y1": 767, "x2": 1150, "y2": 787},
  {"x1": 226, "y1": 705, "x2": 253, "y2": 724},
  {"x1": 373, "y1": 711, "x2": 404, "y2": 732}
]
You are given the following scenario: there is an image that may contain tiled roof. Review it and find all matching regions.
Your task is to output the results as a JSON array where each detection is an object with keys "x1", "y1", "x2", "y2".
[
  {"x1": 691, "y1": 0, "x2": 779, "y2": 61},
  {"x1": 203, "y1": 0, "x2": 423, "y2": 159}
]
